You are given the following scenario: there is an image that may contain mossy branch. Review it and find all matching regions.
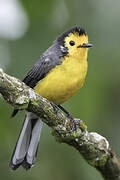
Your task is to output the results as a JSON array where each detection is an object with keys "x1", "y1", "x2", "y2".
[{"x1": 0, "y1": 68, "x2": 120, "y2": 180}]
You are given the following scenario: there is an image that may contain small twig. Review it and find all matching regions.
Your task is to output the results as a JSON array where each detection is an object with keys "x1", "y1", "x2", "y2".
[{"x1": 0, "y1": 68, "x2": 120, "y2": 180}]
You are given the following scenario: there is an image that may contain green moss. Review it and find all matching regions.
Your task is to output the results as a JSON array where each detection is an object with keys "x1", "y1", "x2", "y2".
[
  {"x1": 79, "y1": 121, "x2": 87, "y2": 131},
  {"x1": 31, "y1": 99, "x2": 39, "y2": 106},
  {"x1": 86, "y1": 144, "x2": 108, "y2": 167},
  {"x1": 88, "y1": 154, "x2": 108, "y2": 167}
]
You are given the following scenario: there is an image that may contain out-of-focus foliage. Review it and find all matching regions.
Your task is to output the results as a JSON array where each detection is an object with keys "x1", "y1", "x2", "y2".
[{"x1": 0, "y1": 0, "x2": 120, "y2": 180}]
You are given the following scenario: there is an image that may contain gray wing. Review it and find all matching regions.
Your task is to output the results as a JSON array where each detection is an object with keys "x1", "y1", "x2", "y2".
[
  {"x1": 23, "y1": 45, "x2": 62, "y2": 88},
  {"x1": 11, "y1": 42, "x2": 63, "y2": 117}
]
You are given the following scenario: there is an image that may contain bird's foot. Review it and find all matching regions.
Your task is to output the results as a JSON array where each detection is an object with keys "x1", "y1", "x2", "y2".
[
  {"x1": 50, "y1": 103, "x2": 76, "y2": 131},
  {"x1": 50, "y1": 102, "x2": 59, "y2": 114},
  {"x1": 67, "y1": 113, "x2": 77, "y2": 131}
]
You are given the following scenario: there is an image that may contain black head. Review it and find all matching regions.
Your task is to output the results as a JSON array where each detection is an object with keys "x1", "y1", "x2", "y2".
[
  {"x1": 57, "y1": 26, "x2": 86, "y2": 45},
  {"x1": 55, "y1": 26, "x2": 87, "y2": 55}
]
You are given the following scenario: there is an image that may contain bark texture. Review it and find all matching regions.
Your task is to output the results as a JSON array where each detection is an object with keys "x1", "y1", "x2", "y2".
[{"x1": 0, "y1": 68, "x2": 120, "y2": 180}]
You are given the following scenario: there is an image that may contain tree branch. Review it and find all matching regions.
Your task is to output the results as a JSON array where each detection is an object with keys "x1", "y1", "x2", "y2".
[{"x1": 0, "y1": 68, "x2": 120, "y2": 180}]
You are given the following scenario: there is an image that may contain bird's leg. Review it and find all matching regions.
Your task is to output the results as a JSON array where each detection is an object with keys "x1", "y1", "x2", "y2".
[
  {"x1": 50, "y1": 102, "x2": 76, "y2": 131},
  {"x1": 50, "y1": 102, "x2": 59, "y2": 114},
  {"x1": 58, "y1": 105, "x2": 76, "y2": 131},
  {"x1": 58, "y1": 105, "x2": 72, "y2": 118}
]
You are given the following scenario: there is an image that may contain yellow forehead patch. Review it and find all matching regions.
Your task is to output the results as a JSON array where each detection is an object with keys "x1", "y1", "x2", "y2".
[{"x1": 64, "y1": 32, "x2": 88, "y2": 48}]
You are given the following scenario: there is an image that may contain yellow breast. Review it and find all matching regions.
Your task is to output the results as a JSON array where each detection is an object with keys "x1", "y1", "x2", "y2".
[{"x1": 34, "y1": 56, "x2": 88, "y2": 105}]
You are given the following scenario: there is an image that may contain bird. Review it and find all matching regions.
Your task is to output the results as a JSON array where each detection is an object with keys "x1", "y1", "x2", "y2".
[{"x1": 10, "y1": 26, "x2": 92, "y2": 171}]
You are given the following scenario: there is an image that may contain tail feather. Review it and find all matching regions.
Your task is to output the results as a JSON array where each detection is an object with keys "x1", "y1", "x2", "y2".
[
  {"x1": 22, "y1": 118, "x2": 43, "y2": 170},
  {"x1": 10, "y1": 112, "x2": 43, "y2": 170},
  {"x1": 26, "y1": 119, "x2": 42, "y2": 164}
]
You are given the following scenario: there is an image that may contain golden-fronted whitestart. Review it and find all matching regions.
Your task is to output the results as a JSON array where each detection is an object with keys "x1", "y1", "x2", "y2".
[{"x1": 10, "y1": 26, "x2": 92, "y2": 170}]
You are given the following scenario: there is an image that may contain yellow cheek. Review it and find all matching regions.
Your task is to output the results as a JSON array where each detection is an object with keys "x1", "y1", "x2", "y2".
[
  {"x1": 65, "y1": 33, "x2": 88, "y2": 48},
  {"x1": 64, "y1": 33, "x2": 88, "y2": 58}
]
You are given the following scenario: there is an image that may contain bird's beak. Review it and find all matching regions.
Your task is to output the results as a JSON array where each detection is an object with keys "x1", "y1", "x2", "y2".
[{"x1": 77, "y1": 43, "x2": 93, "y2": 48}]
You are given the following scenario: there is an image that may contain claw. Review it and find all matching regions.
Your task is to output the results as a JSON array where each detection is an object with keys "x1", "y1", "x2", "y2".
[
  {"x1": 50, "y1": 103, "x2": 77, "y2": 131},
  {"x1": 67, "y1": 116, "x2": 77, "y2": 131}
]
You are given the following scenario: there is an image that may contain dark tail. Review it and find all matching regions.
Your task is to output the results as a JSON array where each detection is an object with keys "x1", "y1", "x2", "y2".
[{"x1": 10, "y1": 112, "x2": 43, "y2": 170}]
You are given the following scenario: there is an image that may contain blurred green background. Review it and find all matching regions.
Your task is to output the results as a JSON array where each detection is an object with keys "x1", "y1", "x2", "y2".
[{"x1": 0, "y1": 0, "x2": 120, "y2": 179}]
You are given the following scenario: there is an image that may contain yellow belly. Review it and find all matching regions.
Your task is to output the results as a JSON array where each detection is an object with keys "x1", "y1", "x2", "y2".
[{"x1": 34, "y1": 57, "x2": 88, "y2": 105}]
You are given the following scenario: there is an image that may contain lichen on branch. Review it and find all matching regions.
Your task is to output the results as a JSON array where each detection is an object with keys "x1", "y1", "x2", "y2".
[{"x1": 0, "y1": 68, "x2": 120, "y2": 180}]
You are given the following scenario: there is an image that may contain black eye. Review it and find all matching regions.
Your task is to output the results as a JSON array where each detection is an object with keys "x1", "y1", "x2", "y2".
[{"x1": 69, "y1": 41, "x2": 75, "y2": 46}]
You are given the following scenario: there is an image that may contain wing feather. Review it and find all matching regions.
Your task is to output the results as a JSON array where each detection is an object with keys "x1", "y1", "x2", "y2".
[
  {"x1": 23, "y1": 50, "x2": 61, "y2": 88},
  {"x1": 11, "y1": 42, "x2": 63, "y2": 117}
]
